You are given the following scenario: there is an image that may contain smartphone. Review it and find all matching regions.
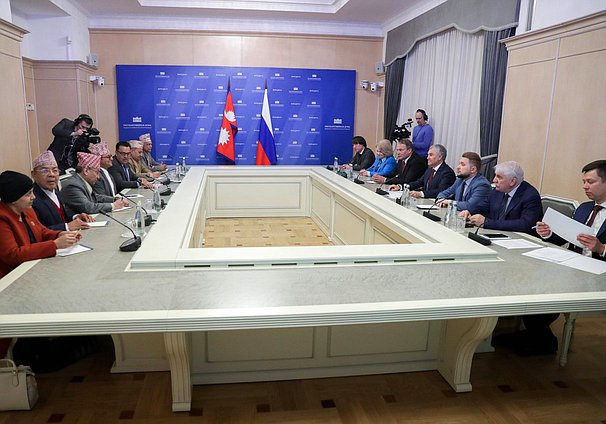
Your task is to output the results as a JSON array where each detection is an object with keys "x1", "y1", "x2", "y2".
[{"x1": 483, "y1": 233, "x2": 508, "y2": 239}]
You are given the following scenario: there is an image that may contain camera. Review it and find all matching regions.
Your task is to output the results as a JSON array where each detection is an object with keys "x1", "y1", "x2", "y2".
[
  {"x1": 68, "y1": 128, "x2": 102, "y2": 167},
  {"x1": 370, "y1": 82, "x2": 378, "y2": 92},
  {"x1": 97, "y1": 77, "x2": 105, "y2": 86},
  {"x1": 390, "y1": 119, "x2": 413, "y2": 141},
  {"x1": 360, "y1": 80, "x2": 369, "y2": 90}
]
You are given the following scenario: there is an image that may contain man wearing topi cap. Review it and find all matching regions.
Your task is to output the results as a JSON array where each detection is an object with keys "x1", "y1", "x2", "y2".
[
  {"x1": 89, "y1": 142, "x2": 120, "y2": 202},
  {"x1": 128, "y1": 140, "x2": 161, "y2": 180},
  {"x1": 139, "y1": 133, "x2": 167, "y2": 172},
  {"x1": 31, "y1": 150, "x2": 94, "y2": 231},
  {"x1": 60, "y1": 152, "x2": 128, "y2": 217}
]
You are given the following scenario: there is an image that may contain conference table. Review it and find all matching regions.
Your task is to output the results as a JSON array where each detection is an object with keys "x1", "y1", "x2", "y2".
[{"x1": 1, "y1": 166, "x2": 604, "y2": 412}]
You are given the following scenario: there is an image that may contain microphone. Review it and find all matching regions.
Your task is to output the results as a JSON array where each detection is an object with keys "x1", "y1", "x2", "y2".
[
  {"x1": 98, "y1": 211, "x2": 142, "y2": 252},
  {"x1": 422, "y1": 197, "x2": 443, "y2": 222},
  {"x1": 119, "y1": 194, "x2": 152, "y2": 226},
  {"x1": 467, "y1": 223, "x2": 492, "y2": 245}
]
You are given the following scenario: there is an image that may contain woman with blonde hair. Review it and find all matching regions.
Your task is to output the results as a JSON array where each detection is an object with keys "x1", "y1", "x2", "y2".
[{"x1": 359, "y1": 139, "x2": 397, "y2": 177}]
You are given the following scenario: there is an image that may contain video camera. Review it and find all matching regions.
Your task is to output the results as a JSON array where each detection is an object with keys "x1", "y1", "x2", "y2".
[
  {"x1": 68, "y1": 127, "x2": 102, "y2": 168},
  {"x1": 390, "y1": 118, "x2": 413, "y2": 141}
]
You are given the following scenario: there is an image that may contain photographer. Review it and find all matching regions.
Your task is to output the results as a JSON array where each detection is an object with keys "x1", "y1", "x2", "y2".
[{"x1": 47, "y1": 114, "x2": 94, "y2": 173}]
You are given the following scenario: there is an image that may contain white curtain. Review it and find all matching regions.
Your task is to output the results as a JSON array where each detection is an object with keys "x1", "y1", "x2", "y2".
[{"x1": 397, "y1": 28, "x2": 484, "y2": 169}]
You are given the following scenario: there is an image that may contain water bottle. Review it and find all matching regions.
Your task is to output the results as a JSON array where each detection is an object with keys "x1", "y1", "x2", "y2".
[
  {"x1": 182, "y1": 157, "x2": 187, "y2": 174},
  {"x1": 333, "y1": 157, "x2": 339, "y2": 173},
  {"x1": 402, "y1": 184, "x2": 410, "y2": 207},
  {"x1": 444, "y1": 202, "x2": 453, "y2": 228},
  {"x1": 133, "y1": 201, "x2": 145, "y2": 237},
  {"x1": 153, "y1": 188, "x2": 162, "y2": 212}
]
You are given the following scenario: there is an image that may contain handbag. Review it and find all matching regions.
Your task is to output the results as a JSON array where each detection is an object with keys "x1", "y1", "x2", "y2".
[{"x1": 0, "y1": 359, "x2": 39, "y2": 411}]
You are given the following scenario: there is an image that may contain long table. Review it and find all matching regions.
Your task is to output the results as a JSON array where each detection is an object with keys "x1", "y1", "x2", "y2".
[{"x1": 1, "y1": 167, "x2": 605, "y2": 412}]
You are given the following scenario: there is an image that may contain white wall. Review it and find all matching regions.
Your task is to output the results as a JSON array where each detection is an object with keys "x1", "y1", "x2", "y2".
[
  {"x1": 519, "y1": 0, "x2": 606, "y2": 34},
  {"x1": 0, "y1": 0, "x2": 10, "y2": 22}
]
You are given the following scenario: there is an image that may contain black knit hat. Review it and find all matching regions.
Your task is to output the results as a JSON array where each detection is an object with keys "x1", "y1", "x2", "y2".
[{"x1": 0, "y1": 171, "x2": 34, "y2": 203}]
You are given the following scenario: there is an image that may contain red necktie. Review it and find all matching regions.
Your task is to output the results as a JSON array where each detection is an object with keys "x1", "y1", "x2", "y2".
[
  {"x1": 428, "y1": 168, "x2": 435, "y2": 183},
  {"x1": 586, "y1": 205, "x2": 604, "y2": 228},
  {"x1": 400, "y1": 160, "x2": 406, "y2": 176}
]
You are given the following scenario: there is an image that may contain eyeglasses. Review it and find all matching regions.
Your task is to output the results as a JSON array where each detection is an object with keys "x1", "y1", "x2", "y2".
[
  {"x1": 115, "y1": 150, "x2": 130, "y2": 156},
  {"x1": 35, "y1": 167, "x2": 60, "y2": 175}
]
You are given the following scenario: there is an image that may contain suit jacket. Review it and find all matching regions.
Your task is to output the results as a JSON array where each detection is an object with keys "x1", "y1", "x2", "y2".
[
  {"x1": 349, "y1": 148, "x2": 375, "y2": 171},
  {"x1": 408, "y1": 162, "x2": 456, "y2": 199},
  {"x1": 60, "y1": 173, "x2": 113, "y2": 217},
  {"x1": 546, "y1": 200, "x2": 606, "y2": 261},
  {"x1": 32, "y1": 184, "x2": 69, "y2": 231},
  {"x1": 0, "y1": 202, "x2": 60, "y2": 279},
  {"x1": 47, "y1": 118, "x2": 75, "y2": 167},
  {"x1": 386, "y1": 152, "x2": 427, "y2": 187},
  {"x1": 437, "y1": 174, "x2": 491, "y2": 215},
  {"x1": 367, "y1": 156, "x2": 397, "y2": 177},
  {"x1": 141, "y1": 152, "x2": 164, "y2": 172},
  {"x1": 484, "y1": 181, "x2": 543, "y2": 233},
  {"x1": 93, "y1": 168, "x2": 118, "y2": 203},
  {"x1": 108, "y1": 157, "x2": 139, "y2": 191}
]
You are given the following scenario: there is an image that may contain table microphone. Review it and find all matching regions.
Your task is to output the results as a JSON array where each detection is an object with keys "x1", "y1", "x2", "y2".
[
  {"x1": 467, "y1": 223, "x2": 492, "y2": 245},
  {"x1": 119, "y1": 194, "x2": 152, "y2": 226},
  {"x1": 98, "y1": 211, "x2": 142, "y2": 252},
  {"x1": 423, "y1": 198, "x2": 443, "y2": 222}
]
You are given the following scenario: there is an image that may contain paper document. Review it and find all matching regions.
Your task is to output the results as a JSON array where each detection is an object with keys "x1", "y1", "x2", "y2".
[
  {"x1": 492, "y1": 238, "x2": 541, "y2": 249},
  {"x1": 387, "y1": 191, "x2": 403, "y2": 200},
  {"x1": 560, "y1": 255, "x2": 606, "y2": 275},
  {"x1": 522, "y1": 247, "x2": 578, "y2": 263},
  {"x1": 88, "y1": 221, "x2": 108, "y2": 227},
  {"x1": 113, "y1": 206, "x2": 132, "y2": 212},
  {"x1": 124, "y1": 194, "x2": 144, "y2": 199},
  {"x1": 543, "y1": 207, "x2": 591, "y2": 248},
  {"x1": 56, "y1": 244, "x2": 93, "y2": 257}
]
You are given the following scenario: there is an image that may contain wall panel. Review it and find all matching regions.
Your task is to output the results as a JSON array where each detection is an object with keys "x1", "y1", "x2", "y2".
[{"x1": 500, "y1": 12, "x2": 606, "y2": 201}]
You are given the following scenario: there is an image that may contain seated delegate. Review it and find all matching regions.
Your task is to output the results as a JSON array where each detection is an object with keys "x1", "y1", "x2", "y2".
[
  {"x1": 0, "y1": 170, "x2": 80, "y2": 279},
  {"x1": 342, "y1": 135, "x2": 375, "y2": 172},
  {"x1": 359, "y1": 139, "x2": 397, "y2": 178},
  {"x1": 408, "y1": 144, "x2": 455, "y2": 199}
]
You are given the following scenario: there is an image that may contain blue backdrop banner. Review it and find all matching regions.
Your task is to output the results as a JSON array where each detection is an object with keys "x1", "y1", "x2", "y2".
[{"x1": 116, "y1": 65, "x2": 356, "y2": 165}]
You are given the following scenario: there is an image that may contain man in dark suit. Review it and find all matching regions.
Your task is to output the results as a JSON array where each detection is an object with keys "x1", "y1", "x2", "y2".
[
  {"x1": 436, "y1": 152, "x2": 491, "y2": 215},
  {"x1": 343, "y1": 136, "x2": 375, "y2": 172},
  {"x1": 108, "y1": 141, "x2": 154, "y2": 192},
  {"x1": 373, "y1": 138, "x2": 426, "y2": 188},
  {"x1": 465, "y1": 161, "x2": 542, "y2": 233},
  {"x1": 408, "y1": 144, "x2": 455, "y2": 199},
  {"x1": 30, "y1": 150, "x2": 92, "y2": 231},
  {"x1": 47, "y1": 114, "x2": 93, "y2": 172},
  {"x1": 537, "y1": 160, "x2": 606, "y2": 259},
  {"x1": 496, "y1": 160, "x2": 605, "y2": 357}
]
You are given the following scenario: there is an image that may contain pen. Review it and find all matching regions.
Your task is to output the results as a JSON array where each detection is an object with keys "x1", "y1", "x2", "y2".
[{"x1": 531, "y1": 225, "x2": 537, "y2": 229}]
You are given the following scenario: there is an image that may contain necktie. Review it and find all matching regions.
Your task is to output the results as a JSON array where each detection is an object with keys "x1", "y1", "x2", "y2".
[
  {"x1": 462, "y1": 181, "x2": 469, "y2": 200},
  {"x1": 498, "y1": 193, "x2": 509, "y2": 220},
  {"x1": 428, "y1": 168, "x2": 435, "y2": 183},
  {"x1": 123, "y1": 164, "x2": 130, "y2": 180},
  {"x1": 586, "y1": 205, "x2": 604, "y2": 228},
  {"x1": 400, "y1": 160, "x2": 406, "y2": 177}
]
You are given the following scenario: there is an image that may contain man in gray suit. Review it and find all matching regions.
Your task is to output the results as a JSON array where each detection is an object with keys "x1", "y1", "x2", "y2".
[
  {"x1": 89, "y1": 142, "x2": 119, "y2": 202},
  {"x1": 61, "y1": 152, "x2": 128, "y2": 217}
]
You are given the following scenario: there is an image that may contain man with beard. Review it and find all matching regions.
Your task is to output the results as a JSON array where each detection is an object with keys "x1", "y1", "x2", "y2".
[{"x1": 436, "y1": 152, "x2": 490, "y2": 215}]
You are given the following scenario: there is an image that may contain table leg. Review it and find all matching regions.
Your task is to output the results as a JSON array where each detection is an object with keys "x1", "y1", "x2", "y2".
[
  {"x1": 437, "y1": 316, "x2": 498, "y2": 392},
  {"x1": 164, "y1": 332, "x2": 192, "y2": 412}
]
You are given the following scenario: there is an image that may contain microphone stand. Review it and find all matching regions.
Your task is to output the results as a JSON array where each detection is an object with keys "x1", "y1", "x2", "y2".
[
  {"x1": 99, "y1": 211, "x2": 142, "y2": 252},
  {"x1": 422, "y1": 197, "x2": 443, "y2": 222},
  {"x1": 119, "y1": 194, "x2": 152, "y2": 226},
  {"x1": 468, "y1": 223, "x2": 492, "y2": 245}
]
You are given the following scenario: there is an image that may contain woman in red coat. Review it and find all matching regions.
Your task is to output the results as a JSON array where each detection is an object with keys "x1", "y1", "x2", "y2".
[{"x1": 0, "y1": 170, "x2": 80, "y2": 358}]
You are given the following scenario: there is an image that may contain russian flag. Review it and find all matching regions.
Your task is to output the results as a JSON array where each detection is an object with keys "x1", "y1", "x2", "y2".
[{"x1": 255, "y1": 86, "x2": 277, "y2": 166}]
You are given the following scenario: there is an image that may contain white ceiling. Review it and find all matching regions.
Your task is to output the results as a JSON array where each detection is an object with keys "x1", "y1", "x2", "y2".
[{"x1": 11, "y1": 0, "x2": 448, "y2": 37}]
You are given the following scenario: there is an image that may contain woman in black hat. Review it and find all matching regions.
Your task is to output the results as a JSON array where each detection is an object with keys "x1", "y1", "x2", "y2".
[{"x1": 0, "y1": 170, "x2": 80, "y2": 279}]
